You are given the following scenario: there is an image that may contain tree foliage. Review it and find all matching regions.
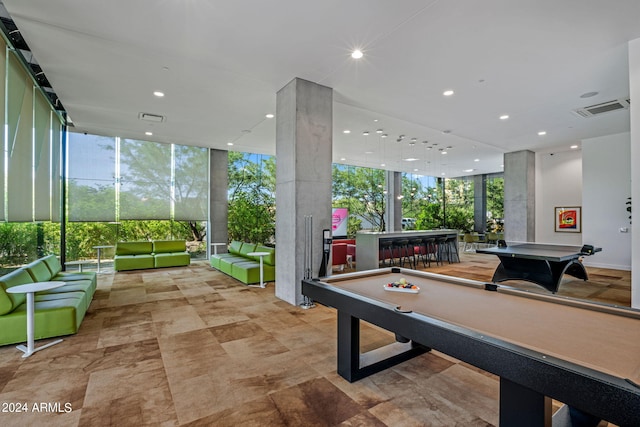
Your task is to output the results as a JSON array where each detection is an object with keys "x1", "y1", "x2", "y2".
[
  {"x1": 332, "y1": 165, "x2": 386, "y2": 233},
  {"x1": 227, "y1": 152, "x2": 276, "y2": 244}
]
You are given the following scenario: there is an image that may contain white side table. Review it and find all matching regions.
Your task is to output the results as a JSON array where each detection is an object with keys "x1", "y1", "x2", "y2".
[
  {"x1": 246, "y1": 251, "x2": 270, "y2": 288},
  {"x1": 210, "y1": 242, "x2": 227, "y2": 255},
  {"x1": 7, "y1": 281, "x2": 66, "y2": 358},
  {"x1": 92, "y1": 245, "x2": 114, "y2": 273}
]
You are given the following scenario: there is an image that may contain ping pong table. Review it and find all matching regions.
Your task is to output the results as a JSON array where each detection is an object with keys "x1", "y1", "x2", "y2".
[{"x1": 476, "y1": 242, "x2": 601, "y2": 293}]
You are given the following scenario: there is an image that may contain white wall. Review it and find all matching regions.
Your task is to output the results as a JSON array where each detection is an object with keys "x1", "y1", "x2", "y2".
[
  {"x1": 581, "y1": 133, "x2": 631, "y2": 270},
  {"x1": 535, "y1": 150, "x2": 583, "y2": 245},
  {"x1": 533, "y1": 133, "x2": 631, "y2": 270}
]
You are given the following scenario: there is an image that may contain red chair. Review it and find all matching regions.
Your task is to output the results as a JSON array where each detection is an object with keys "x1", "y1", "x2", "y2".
[{"x1": 332, "y1": 243, "x2": 348, "y2": 271}]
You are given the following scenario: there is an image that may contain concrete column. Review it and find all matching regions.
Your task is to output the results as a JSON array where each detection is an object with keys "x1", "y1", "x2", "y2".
[
  {"x1": 208, "y1": 149, "x2": 229, "y2": 256},
  {"x1": 474, "y1": 174, "x2": 487, "y2": 233},
  {"x1": 629, "y1": 38, "x2": 640, "y2": 308},
  {"x1": 504, "y1": 150, "x2": 535, "y2": 242},
  {"x1": 384, "y1": 171, "x2": 402, "y2": 231},
  {"x1": 275, "y1": 78, "x2": 332, "y2": 306}
]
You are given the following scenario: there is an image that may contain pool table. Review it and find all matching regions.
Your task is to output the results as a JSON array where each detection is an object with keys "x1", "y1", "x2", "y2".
[{"x1": 301, "y1": 267, "x2": 640, "y2": 427}]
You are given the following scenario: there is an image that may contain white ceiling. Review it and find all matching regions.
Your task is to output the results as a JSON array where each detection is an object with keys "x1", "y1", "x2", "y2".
[{"x1": 3, "y1": 0, "x2": 640, "y2": 177}]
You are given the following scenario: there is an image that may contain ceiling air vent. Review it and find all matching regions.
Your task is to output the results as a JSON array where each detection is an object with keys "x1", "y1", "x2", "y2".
[
  {"x1": 138, "y1": 112, "x2": 165, "y2": 122},
  {"x1": 573, "y1": 98, "x2": 630, "y2": 118}
]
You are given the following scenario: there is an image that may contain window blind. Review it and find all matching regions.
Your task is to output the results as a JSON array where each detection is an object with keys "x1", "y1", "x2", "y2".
[
  {"x1": 67, "y1": 133, "x2": 116, "y2": 221},
  {"x1": 6, "y1": 52, "x2": 33, "y2": 222},
  {"x1": 173, "y1": 144, "x2": 208, "y2": 221},
  {"x1": 118, "y1": 138, "x2": 171, "y2": 220},
  {"x1": 33, "y1": 90, "x2": 52, "y2": 221}
]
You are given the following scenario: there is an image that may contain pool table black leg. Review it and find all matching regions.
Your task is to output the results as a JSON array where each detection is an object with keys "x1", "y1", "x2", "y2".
[
  {"x1": 500, "y1": 377, "x2": 551, "y2": 427},
  {"x1": 337, "y1": 310, "x2": 430, "y2": 383},
  {"x1": 337, "y1": 311, "x2": 360, "y2": 382}
]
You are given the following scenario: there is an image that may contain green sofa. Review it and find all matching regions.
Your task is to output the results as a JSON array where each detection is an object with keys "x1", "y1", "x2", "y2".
[
  {"x1": 210, "y1": 241, "x2": 275, "y2": 285},
  {"x1": 114, "y1": 240, "x2": 191, "y2": 271},
  {"x1": 0, "y1": 255, "x2": 97, "y2": 346}
]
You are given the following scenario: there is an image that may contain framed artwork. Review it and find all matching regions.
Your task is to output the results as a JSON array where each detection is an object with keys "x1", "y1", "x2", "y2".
[{"x1": 555, "y1": 207, "x2": 581, "y2": 233}]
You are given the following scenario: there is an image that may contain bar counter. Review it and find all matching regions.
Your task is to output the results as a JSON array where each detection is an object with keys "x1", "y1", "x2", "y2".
[{"x1": 355, "y1": 229, "x2": 458, "y2": 271}]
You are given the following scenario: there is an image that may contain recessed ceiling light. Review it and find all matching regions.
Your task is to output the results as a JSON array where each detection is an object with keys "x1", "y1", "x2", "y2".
[
  {"x1": 403, "y1": 158, "x2": 419, "y2": 162},
  {"x1": 413, "y1": 168, "x2": 419, "y2": 172},
  {"x1": 441, "y1": 172, "x2": 446, "y2": 176},
  {"x1": 153, "y1": 91, "x2": 165, "y2": 97},
  {"x1": 365, "y1": 151, "x2": 374, "y2": 154},
  {"x1": 340, "y1": 157, "x2": 346, "y2": 161},
  {"x1": 411, "y1": 138, "x2": 417, "y2": 142},
  {"x1": 376, "y1": 129, "x2": 383, "y2": 134},
  {"x1": 538, "y1": 131, "x2": 547, "y2": 136},
  {"x1": 363, "y1": 131, "x2": 370, "y2": 136},
  {"x1": 499, "y1": 114, "x2": 509, "y2": 120},
  {"x1": 380, "y1": 163, "x2": 386, "y2": 167},
  {"x1": 351, "y1": 49, "x2": 363, "y2": 59},
  {"x1": 464, "y1": 169, "x2": 474, "y2": 173},
  {"x1": 265, "y1": 113, "x2": 274, "y2": 118},
  {"x1": 381, "y1": 134, "x2": 388, "y2": 138},
  {"x1": 343, "y1": 130, "x2": 351, "y2": 134},
  {"x1": 474, "y1": 158, "x2": 480, "y2": 162},
  {"x1": 373, "y1": 119, "x2": 379, "y2": 122},
  {"x1": 443, "y1": 90, "x2": 454, "y2": 96},
  {"x1": 227, "y1": 142, "x2": 234, "y2": 146},
  {"x1": 441, "y1": 151, "x2": 448, "y2": 155},
  {"x1": 145, "y1": 131, "x2": 153, "y2": 136},
  {"x1": 570, "y1": 144, "x2": 578, "y2": 149}
]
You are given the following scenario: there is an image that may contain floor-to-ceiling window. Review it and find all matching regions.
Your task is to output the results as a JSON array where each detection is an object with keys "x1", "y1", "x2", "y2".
[
  {"x1": 401, "y1": 173, "x2": 438, "y2": 230},
  {"x1": 332, "y1": 164, "x2": 386, "y2": 235},
  {"x1": 486, "y1": 173, "x2": 505, "y2": 233},
  {"x1": 227, "y1": 151, "x2": 276, "y2": 244}
]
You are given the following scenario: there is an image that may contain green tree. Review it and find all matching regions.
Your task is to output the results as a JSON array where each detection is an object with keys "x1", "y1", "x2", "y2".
[
  {"x1": 227, "y1": 152, "x2": 276, "y2": 244},
  {"x1": 401, "y1": 174, "x2": 434, "y2": 223},
  {"x1": 487, "y1": 176, "x2": 504, "y2": 220},
  {"x1": 0, "y1": 223, "x2": 38, "y2": 268},
  {"x1": 333, "y1": 165, "x2": 386, "y2": 233}
]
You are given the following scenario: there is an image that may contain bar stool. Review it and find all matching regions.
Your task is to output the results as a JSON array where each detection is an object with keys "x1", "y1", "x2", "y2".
[
  {"x1": 445, "y1": 235, "x2": 460, "y2": 263},
  {"x1": 423, "y1": 237, "x2": 437, "y2": 267},
  {"x1": 435, "y1": 236, "x2": 449, "y2": 264},
  {"x1": 408, "y1": 238, "x2": 423, "y2": 269},
  {"x1": 379, "y1": 239, "x2": 394, "y2": 267},
  {"x1": 392, "y1": 239, "x2": 410, "y2": 268}
]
